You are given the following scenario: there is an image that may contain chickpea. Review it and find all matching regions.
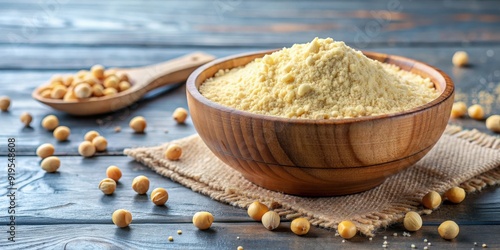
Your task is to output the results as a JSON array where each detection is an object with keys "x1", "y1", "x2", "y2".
[
  {"x1": 173, "y1": 107, "x2": 189, "y2": 124},
  {"x1": 41, "y1": 115, "x2": 59, "y2": 131},
  {"x1": 403, "y1": 211, "x2": 422, "y2": 231},
  {"x1": 129, "y1": 116, "x2": 147, "y2": 133},
  {"x1": 150, "y1": 187, "x2": 169, "y2": 206},
  {"x1": 0, "y1": 96, "x2": 11, "y2": 111},
  {"x1": 438, "y1": 220, "x2": 459, "y2": 240},
  {"x1": 261, "y1": 211, "x2": 280, "y2": 231},
  {"x1": 63, "y1": 87, "x2": 77, "y2": 101},
  {"x1": 486, "y1": 115, "x2": 500, "y2": 133},
  {"x1": 50, "y1": 75, "x2": 64, "y2": 84},
  {"x1": 104, "y1": 75, "x2": 119, "y2": 89},
  {"x1": 290, "y1": 218, "x2": 310, "y2": 236},
  {"x1": 452, "y1": 51, "x2": 468, "y2": 67},
  {"x1": 104, "y1": 69, "x2": 117, "y2": 78},
  {"x1": 99, "y1": 178, "x2": 116, "y2": 195},
  {"x1": 106, "y1": 165, "x2": 122, "y2": 182},
  {"x1": 83, "y1": 75, "x2": 98, "y2": 86},
  {"x1": 40, "y1": 89, "x2": 52, "y2": 98},
  {"x1": 192, "y1": 211, "x2": 214, "y2": 230},
  {"x1": 103, "y1": 87, "x2": 118, "y2": 96},
  {"x1": 118, "y1": 81, "x2": 131, "y2": 92},
  {"x1": 76, "y1": 70, "x2": 89, "y2": 79},
  {"x1": 78, "y1": 141, "x2": 96, "y2": 157},
  {"x1": 84, "y1": 130, "x2": 100, "y2": 142},
  {"x1": 444, "y1": 187, "x2": 466, "y2": 203},
  {"x1": 92, "y1": 136, "x2": 108, "y2": 152},
  {"x1": 20, "y1": 112, "x2": 33, "y2": 126},
  {"x1": 468, "y1": 104, "x2": 484, "y2": 120},
  {"x1": 36, "y1": 143, "x2": 55, "y2": 158},
  {"x1": 112, "y1": 209, "x2": 132, "y2": 228},
  {"x1": 117, "y1": 72, "x2": 129, "y2": 82},
  {"x1": 450, "y1": 102, "x2": 467, "y2": 118},
  {"x1": 337, "y1": 220, "x2": 357, "y2": 239},
  {"x1": 41, "y1": 156, "x2": 61, "y2": 173},
  {"x1": 165, "y1": 144, "x2": 182, "y2": 161},
  {"x1": 247, "y1": 201, "x2": 269, "y2": 221},
  {"x1": 74, "y1": 83, "x2": 92, "y2": 98},
  {"x1": 53, "y1": 126, "x2": 71, "y2": 141},
  {"x1": 422, "y1": 191, "x2": 442, "y2": 209},
  {"x1": 132, "y1": 175, "x2": 150, "y2": 194},
  {"x1": 92, "y1": 84, "x2": 105, "y2": 97},
  {"x1": 50, "y1": 85, "x2": 67, "y2": 99},
  {"x1": 64, "y1": 76, "x2": 74, "y2": 86},
  {"x1": 91, "y1": 64, "x2": 105, "y2": 79}
]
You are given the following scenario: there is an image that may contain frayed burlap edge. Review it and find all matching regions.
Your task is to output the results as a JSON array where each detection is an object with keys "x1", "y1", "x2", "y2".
[{"x1": 124, "y1": 125, "x2": 500, "y2": 236}]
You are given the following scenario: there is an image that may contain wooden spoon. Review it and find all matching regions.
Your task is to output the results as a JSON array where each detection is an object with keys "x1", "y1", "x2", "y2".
[{"x1": 32, "y1": 52, "x2": 215, "y2": 116}]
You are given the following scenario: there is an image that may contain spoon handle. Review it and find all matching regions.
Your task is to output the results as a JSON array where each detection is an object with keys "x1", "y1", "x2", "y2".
[{"x1": 128, "y1": 52, "x2": 216, "y2": 93}]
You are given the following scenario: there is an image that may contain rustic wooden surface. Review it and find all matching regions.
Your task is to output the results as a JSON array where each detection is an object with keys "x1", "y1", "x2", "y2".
[{"x1": 0, "y1": 0, "x2": 499, "y2": 249}]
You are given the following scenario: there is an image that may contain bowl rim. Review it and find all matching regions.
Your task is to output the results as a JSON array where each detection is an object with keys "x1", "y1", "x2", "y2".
[{"x1": 187, "y1": 49, "x2": 454, "y2": 125}]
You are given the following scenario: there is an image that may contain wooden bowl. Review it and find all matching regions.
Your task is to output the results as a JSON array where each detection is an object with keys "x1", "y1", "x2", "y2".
[{"x1": 186, "y1": 50, "x2": 454, "y2": 196}]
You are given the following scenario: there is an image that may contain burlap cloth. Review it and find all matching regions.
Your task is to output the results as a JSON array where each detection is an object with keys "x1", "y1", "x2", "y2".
[{"x1": 124, "y1": 125, "x2": 500, "y2": 236}]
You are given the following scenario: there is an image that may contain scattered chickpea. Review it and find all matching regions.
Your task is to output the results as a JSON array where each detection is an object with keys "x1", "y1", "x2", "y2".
[
  {"x1": 103, "y1": 87, "x2": 118, "y2": 96},
  {"x1": 237, "y1": 246, "x2": 244, "y2": 250},
  {"x1": 444, "y1": 187, "x2": 466, "y2": 203},
  {"x1": 422, "y1": 191, "x2": 441, "y2": 209},
  {"x1": 129, "y1": 116, "x2": 147, "y2": 133},
  {"x1": 118, "y1": 81, "x2": 131, "y2": 92},
  {"x1": 50, "y1": 85, "x2": 67, "y2": 99},
  {"x1": 486, "y1": 115, "x2": 500, "y2": 133},
  {"x1": 173, "y1": 107, "x2": 189, "y2": 124},
  {"x1": 41, "y1": 115, "x2": 59, "y2": 131},
  {"x1": 112, "y1": 209, "x2": 132, "y2": 228},
  {"x1": 20, "y1": 112, "x2": 33, "y2": 126},
  {"x1": 438, "y1": 220, "x2": 459, "y2": 240},
  {"x1": 41, "y1": 156, "x2": 61, "y2": 173},
  {"x1": 290, "y1": 217, "x2": 311, "y2": 236},
  {"x1": 468, "y1": 104, "x2": 485, "y2": 120},
  {"x1": 337, "y1": 220, "x2": 357, "y2": 239},
  {"x1": 106, "y1": 165, "x2": 122, "y2": 182},
  {"x1": 168, "y1": 236, "x2": 174, "y2": 242},
  {"x1": 36, "y1": 143, "x2": 55, "y2": 158},
  {"x1": 53, "y1": 126, "x2": 71, "y2": 141},
  {"x1": 247, "y1": 201, "x2": 269, "y2": 221},
  {"x1": 0, "y1": 96, "x2": 11, "y2": 111},
  {"x1": 403, "y1": 211, "x2": 422, "y2": 231},
  {"x1": 92, "y1": 136, "x2": 108, "y2": 152},
  {"x1": 132, "y1": 175, "x2": 150, "y2": 194},
  {"x1": 91, "y1": 64, "x2": 105, "y2": 79},
  {"x1": 150, "y1": 187, "x2": 169, "y2": 206},
  {"x1": 114, "y1": 126, "x2": 122, "y2": 133},
  {"x1": 482, "y1": 243, "x2": 488, "y2": 248},
  {"x1": 84, "y1": 130, "x2": 100, "y2": 142},
  {"x1": 165, "y1": 144, "x2": 182, "y2": 161},
  {"x1": 177, "y1": 230, "x2": 182, "y2": 235},
  {"x1": 74, "y1": 83, "x2": 92, "y2": 98},
  {"x1": 99, "y1": 178, "x2": 116, "y2": 195},
  {"x1": 450, "y1": 102, "x2": 467, "y2": 118},
  {"x1": 192, "y1": 211, "x2": 214, "y2": 230},
  {"x1": 261, "y1": 211, "x2": 280, "y2": 231},
  {"x1": 78, "y1": 141, "x2": 96, "y2": 157},
  {"x1": 452, "y1": 51, "x2": 468, "y2": 67}
]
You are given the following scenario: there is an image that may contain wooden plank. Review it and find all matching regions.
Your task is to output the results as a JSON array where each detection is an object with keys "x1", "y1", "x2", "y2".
[
  {"x1": 1, "y1": 46, "x2": 498, "y2": 155},
  {"x1": 0, "y1": 156, "x2": 498, "y2": 225},
  {"x1": 1, "y1": 223, "x2": 499, "y2": 249},
  {"x1": 0, "y1": 0, "x2": 499, "y2": 47}
]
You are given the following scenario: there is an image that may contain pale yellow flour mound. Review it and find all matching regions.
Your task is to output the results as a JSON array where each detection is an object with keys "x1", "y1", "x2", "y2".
[{"x1": 200, "y1": 38, "x2": 440, "y2": 119}]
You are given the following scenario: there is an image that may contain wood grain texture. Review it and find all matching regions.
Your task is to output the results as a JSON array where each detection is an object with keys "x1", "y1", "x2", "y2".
[
  {"x1": 186, "y1": 50, "x2": 454, "y2": 196},
  {"x1": 0, "y1": 0, "x2": 499, "y2": 47}
]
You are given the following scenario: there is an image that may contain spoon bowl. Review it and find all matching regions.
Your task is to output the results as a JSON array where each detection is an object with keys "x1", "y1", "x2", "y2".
[{"x1": 33, "y1": 52, "x2": 215, "y2": 116}]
